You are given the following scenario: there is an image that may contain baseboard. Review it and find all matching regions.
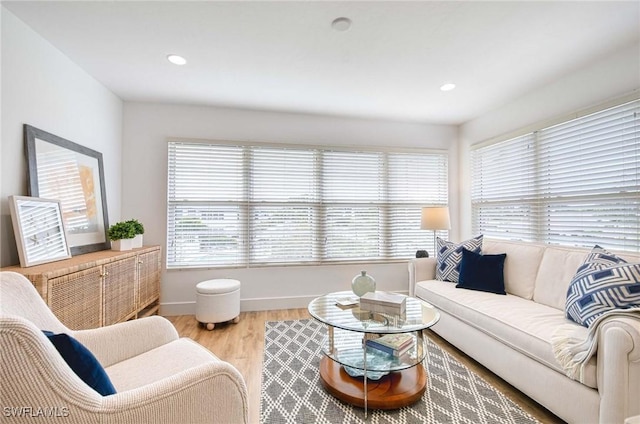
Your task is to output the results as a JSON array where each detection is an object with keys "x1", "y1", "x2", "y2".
[
  {"x1": 240, "y1": 295, "x2": 320, "y2": 311},
  {"x1": 160, "y1": 295, "x2": 318, "y2": 316},
  {"x1": 160, "y1": 301, "x2": 196, "y2": 316},
  {"x1": 160, "y1": 290, "x2": 410, "y2": 316}
]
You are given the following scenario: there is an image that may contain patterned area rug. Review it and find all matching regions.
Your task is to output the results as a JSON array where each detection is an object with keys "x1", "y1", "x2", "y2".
[{"x1": 260, "y1": 319, "x2": 540, "y2": 424}]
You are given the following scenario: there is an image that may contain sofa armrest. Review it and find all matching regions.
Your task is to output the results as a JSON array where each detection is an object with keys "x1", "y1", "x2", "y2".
[
  {"x1": 408, "y1": 257, "x2": 437, "y2": 296},
  {"x1": 100, "y1": 361, "x2": 249, "y2": 424},
  {"x1": 1, "y1": 316, "x2": 105, "y2": 410},
  {"x1": 597, "y1": 316, "x2": 640, "y2": 424},
  {"x1": 73, "y1": 316, "x2": 179, "y2": 367}
]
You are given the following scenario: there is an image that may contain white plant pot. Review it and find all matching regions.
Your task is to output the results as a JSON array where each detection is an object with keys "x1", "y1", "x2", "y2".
[
  {"x1": 132, "y1": 234, "x2": 143, "y2": 249},
  {"x1": 111, "y1": 238, "x2": 133, "y2": 251}
]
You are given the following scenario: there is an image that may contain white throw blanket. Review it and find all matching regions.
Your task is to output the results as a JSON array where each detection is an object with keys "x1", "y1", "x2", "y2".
[{"x1": 551, "y1": 308, "x2": 640, "y2": 383}]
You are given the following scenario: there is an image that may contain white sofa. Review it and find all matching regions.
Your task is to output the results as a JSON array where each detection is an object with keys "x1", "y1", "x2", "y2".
[{"x1": 409, "y1": 239, "x2": 640, "y2": 424}]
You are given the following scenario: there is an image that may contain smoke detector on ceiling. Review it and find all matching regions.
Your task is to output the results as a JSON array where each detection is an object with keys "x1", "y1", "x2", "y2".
[{"x1": 331, "y1": 17, "x2": 352, "y2": 32}]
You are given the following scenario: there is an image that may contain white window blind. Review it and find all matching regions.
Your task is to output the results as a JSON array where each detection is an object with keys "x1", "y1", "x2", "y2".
[
  {"x1": 388, "y1": 153, "x2": 449, "y2": 258},
  {"x1": 472, "y1": 99, "x2": 640, "y2": 252},
  {"x1": 167, "y1": 142, "x2": 448, "y2": 268},
  {"x1": 167, "y1": 144, "x2": 246, "y2": 267},
  {"x1": 250, "y1": 147, "x2": 318, "y2": 264}
]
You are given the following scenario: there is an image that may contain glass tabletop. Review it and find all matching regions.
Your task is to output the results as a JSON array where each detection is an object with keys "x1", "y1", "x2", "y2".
[{"x1": 308, "y1": 291, "x2": 440, "y2": 334}]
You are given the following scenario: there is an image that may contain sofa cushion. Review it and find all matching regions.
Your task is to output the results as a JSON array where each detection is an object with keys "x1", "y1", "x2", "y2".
[
  {"x1": 566, "y1": 247, "x2": 640, "y2": 327},
  {"x1": 533, "y1": 246, "x2": 640, "y2": 311},
  {"x1": 614, "y1": 251, "x2": 640, "y2": 264},
  {"x1": 43, "y1": 331, "x2": 116, "y2": 396},
  {"x1": 415, "y1": 279, "x2": 597, "y2": 389},
  {"x1": 456, "y1": 248, "x2": 507, "y2": 295},
  {"x1": 105, "y1": 338, "x2": 219, "y2": 391},
  {"x1": 533, "y1": 247, "x2": 588, "y2": 310},
  {"x1": 436, "y1": 235, "x2": 483, "y2": 283},
  {"x1": 483, "y1": 239, "x2": 545, "y2": 299}
]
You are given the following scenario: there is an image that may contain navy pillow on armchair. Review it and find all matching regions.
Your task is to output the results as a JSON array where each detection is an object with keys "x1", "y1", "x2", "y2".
[
  {"x1": 456, "y1": 248, "x2": 507, "y2": 295},
  {"x1": 42, "y1": 331, "x2": 116, "y2": 396}
]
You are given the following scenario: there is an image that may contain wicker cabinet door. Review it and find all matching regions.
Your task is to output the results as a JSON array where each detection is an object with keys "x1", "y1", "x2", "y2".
[
  {"x1": 103, "y1": 257, "x2": 137, "y2": 326},
  {"x1": 137, "y1": 249, "x2": 161, "y2": 309},
  {"x1": 48, "y1": 267, "x2": 103, "y2": 330}
]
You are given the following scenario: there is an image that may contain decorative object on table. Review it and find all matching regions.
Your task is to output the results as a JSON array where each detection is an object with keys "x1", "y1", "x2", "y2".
[
  {"x1": 420, "y1": 205, "x2": 451, "y2": 257},
  {"x1": 24, "y1": 124, "x2": 110, "y2": 255},
  {"x1": 351, "y1": 270, "x2": 376, "y2": 297},
  {"x1": 261, "y1": 319, "x2": 540, "y2": 424},
  {"x1": 360, "y1": 291, "x2": 407, "y2": 315},
  {"x1": 126, "y1": 219, "x2": 144, "y2": 248},
  {"x1": 339, "y1": 347, "x2": 394, "y2": 380},
  {"x1": 435, "y1": 234, "x2": 483, "y2": 283},
  {"x1": 366, "y1": 333, "x2": 414, "y2": 357},
  {"x1": 8, "y1": 196, "x2": 72, "y2": 267},
  {"x1": 107, "y1": 221, "x2": 136, "y2": 251},
  {"x1": 416, "y1": 249, "x2": 429, "y2": 258}
]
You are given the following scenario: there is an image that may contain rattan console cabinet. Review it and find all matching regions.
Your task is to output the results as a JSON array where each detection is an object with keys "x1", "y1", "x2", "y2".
[{"x1": 2, "y1": 246, "x2": 161, "y2": 330}]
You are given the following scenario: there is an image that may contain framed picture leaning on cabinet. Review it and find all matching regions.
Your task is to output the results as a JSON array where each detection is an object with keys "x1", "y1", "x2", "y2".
[
  {"x1": 24, "y1": 124, "x2": 110, "y2": 255},
  {"x1": 8, "y1": 195, "x2": 72, "y2": 267}
]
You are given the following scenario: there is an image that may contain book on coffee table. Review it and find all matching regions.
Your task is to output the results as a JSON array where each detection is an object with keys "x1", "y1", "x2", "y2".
[
  {"x1": 335, "y1": 296, "x2": 359, "y2": 307},
  {"x1": 366, "y1": 333, "x2": 414, "y2": 357}
]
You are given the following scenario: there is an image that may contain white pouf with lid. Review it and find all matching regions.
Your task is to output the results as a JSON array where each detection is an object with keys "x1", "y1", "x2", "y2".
[{"x1": 195, "y1": 278, "x2": 241, "y2": 330}]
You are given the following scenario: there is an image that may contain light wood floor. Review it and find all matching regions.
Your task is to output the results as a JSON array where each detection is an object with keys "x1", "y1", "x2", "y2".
[{"x1": 168, "y1": 309, "x2": 565, "y2": 424}]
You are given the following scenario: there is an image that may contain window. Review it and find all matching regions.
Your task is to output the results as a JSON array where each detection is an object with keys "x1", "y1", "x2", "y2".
[
  {"x1": 472, "y1": 99, "x2": 640, "y2": 252},
  {"x1": 167, "y1": 142, "x2": 448, "y2": 268}
]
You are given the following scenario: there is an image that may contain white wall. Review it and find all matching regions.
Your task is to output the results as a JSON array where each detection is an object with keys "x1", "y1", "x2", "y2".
[
  {"x1": 122, "y1": 103, "x2": 458, "y2": 314},
  {"x1": 458, "y1": 42, "x2": 640, "y2": 239},
  {"x1": 0, "y1": 8, "x2": 124, "y2": 266}
]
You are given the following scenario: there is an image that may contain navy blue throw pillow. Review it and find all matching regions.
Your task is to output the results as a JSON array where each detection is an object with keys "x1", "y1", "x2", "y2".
[
  {"x1": 456, "y1": 248, "x2": 507, "y2": 295},
  {"x1": 42, "y1": 331, "x2": 116, "y2": 396}
]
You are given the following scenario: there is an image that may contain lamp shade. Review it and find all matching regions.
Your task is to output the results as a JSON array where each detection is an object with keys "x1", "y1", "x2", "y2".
[{"x1": 421, "y1": 206, "x2": 451, "y2": 230}]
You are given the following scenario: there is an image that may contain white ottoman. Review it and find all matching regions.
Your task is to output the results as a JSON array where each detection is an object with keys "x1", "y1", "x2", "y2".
[{"x1": 195, "y1": 279, "x2": 241, "y2": 330}]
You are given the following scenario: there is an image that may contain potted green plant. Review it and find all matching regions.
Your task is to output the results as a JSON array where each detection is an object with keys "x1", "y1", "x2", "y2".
[
  {"x1": 127, "y1": 219, "x2": 145, "y2": 248},
  {"x1": 108, "y1": 221, "x2": 136, "y2": 251}
]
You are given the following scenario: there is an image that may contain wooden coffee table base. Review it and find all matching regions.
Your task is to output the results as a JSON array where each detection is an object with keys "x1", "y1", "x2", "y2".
[{"x1": 318, "y1": 356, "x2": 427, "y2": 410}]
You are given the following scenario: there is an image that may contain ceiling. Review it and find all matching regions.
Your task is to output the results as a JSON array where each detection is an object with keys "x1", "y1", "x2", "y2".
[{"x1": 3, "y1": 1, "x2": 639, "y2": 125}]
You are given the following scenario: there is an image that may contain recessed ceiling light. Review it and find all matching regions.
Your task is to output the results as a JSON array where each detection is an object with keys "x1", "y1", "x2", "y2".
[
  {"x1": 440, "y1": 83, "x2": 456, "y2": 92},
  {"x1": 331, "y1": 17, "x2": 352, "y2": 32},
  {"x1": 167, "y1": 54, "x2": 187, "y2": 66}
]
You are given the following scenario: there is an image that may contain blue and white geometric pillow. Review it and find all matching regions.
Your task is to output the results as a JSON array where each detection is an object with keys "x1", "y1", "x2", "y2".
[
  {"x1": 436, "y1": 235, "x2": 483, "y2": 283},
  {"x1": 566, "y1": 246, "x2": 640, "y2": 327},
  {"x1": 575, "y1": 245, "x2": 627, "y2": 273}
]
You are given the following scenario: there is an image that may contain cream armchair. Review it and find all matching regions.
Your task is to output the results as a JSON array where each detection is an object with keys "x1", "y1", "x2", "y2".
[{"x1": 0, "y1": 271, "x2": 249, "y2": 424}]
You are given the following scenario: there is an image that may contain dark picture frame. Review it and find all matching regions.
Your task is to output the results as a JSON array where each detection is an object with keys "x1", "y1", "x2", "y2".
[{"x1": 24, "y1": 124, "x2": 110, "y2": 255}]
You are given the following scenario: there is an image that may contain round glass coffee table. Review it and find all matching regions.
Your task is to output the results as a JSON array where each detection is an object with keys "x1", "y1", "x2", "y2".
[{"x1": 308, "y1": 291, "x2": 440, "y2": 415}]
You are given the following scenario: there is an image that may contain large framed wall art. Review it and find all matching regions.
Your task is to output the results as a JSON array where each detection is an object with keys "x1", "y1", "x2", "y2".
[{"x1": 24, "y1": 124, "x2": 110, "y2": 255}]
